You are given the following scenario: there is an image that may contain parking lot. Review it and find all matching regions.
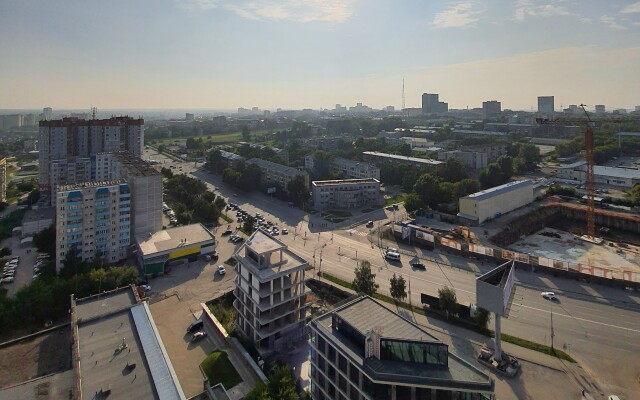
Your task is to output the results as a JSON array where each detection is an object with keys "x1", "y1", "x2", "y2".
[
  {"x1": 0, "y1": 235, "x2": 42, "y2": 297},
  {"x1": 146, "y1": 223, "x2": 259, "y2": 398}
]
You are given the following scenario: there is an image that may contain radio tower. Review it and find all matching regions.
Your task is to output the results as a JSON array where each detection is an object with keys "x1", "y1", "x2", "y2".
[{"x1": 402, "y1": 78, "x2": 406, "y2": 111}]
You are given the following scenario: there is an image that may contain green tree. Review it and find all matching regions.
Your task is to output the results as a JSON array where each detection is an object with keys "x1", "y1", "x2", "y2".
[
  {"x1": 513, "y1": 143, "x2": 542, "y2": 173},
  {"x1": 243, "y1": 216, "x2": 256, "y2": 233},
  {"x1": 438, "y1": 158, "x2": 468, "y2": 183},
  {"x1": 496, "y1": 155, "x2": 514, "y2": 180},
  {"x1": 629, "y1": 185, "x2": 640, "y2": 206},
  {"x1": 438, "y1": 286, "x2": 458, "y2": 320},
  {"x1": 413, "y1": 173, "x2": 442, "y2": 208},
  {"x1": 389, "y1": 273, "x2": 407, "y2": 303},
  {"x1": 403, "y1": 193, "x2": 424, "y2": 213},
  {"x1": 479, "y1": 163, "x2": 507, "y2": 189},
  {"x1": 286, "y1": 175, "x2": 310, "y2": 207},
  {"x1": 453, "y1": 179, "x2": 480, "y2": 200},
  {"x1": 472, "y1": 307, "x2": 491, "y2": 331},
  {"x1": 352, "y1": 260, "x2": 378, "y2": 296}
]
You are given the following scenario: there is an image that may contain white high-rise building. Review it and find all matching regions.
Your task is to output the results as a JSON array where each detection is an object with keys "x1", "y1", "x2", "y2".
[{"x1": 537, "y1": 96, "x2": 554, "y2": 115}]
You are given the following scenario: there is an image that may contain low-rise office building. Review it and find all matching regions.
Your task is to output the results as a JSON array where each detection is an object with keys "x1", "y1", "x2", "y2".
[
  {"x1": 305, "y1": 155, "x2": 380, "y2": 180},
  {"x1": 458, "y1": 180, "x2": 534, "y2": 225},
  {"x1": 309, "y1": 295, "x2": 494, "y2": 400},
  {"x1": 246, "y1": 158, "x2": 309, "y2": 189},
  {"x1": 233, "y1": 230, "x2": 308, "y2": 357},
  {"x1": 136, "y1": 223, "x2": 216, "y2": 275},
  {"x1": 311, "y1": 179, "x2": 382, "y2": 211}
]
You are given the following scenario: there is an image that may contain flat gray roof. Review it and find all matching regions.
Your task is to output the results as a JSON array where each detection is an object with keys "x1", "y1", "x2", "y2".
[
  {"x1": 244, "y1": 230, "x2": 286, "y2": 255},
  {"x1": 463, "y1": 180, "x2": 533, "y2": 201},
  {"x1": 594, "y1": 165, "x2": 640, "y2": 179},
  {"x1": 312, "y1": 178, "x2": 380, "y2": 187},
  {"x1": 136, "y1": 223, "x2": 215, "y2": 256},
  {"x1": 75, "y1": 287, "x2": 137, "y2": 322},
  {"x1": 78, "y1": 309, "x2": 158, "y2": 399},
  {"x1": 363, "y1": 151, "x2": 443, "y2": 165}
]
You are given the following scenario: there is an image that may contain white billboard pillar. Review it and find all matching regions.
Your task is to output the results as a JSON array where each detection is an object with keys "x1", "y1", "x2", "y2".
[{"x1": 494, "y1": 315, "x2": 502, "y2": 361}]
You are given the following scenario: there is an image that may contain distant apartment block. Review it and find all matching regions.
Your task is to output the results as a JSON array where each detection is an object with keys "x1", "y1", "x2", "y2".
[
  {"x1": 482, "y1": 100, "x2": 501, "y2": 119},
  {"x1": 422, "y1": 93, "x2": 448, "y2": 114},
  {"x1": 0, "y1": 158, "x2": 6, "y2": 203},
  {"x1": 461, "y1": 143, "x2": 508, "y2": 163},
  {"x1": 220, "y1": 150, "x2": 245, "y2": 169},
  {"x1": 305, "y1": 155, "x2": 380, "y2": 180},
  {"x1": 362, "y1": 151, "x2": 443, "y2": 169},
  {"x1": 308, "y1": 295, "x2": 495, "y2": 400},
  {"x1": 55, "y1": 180, "x2": 132, "y2": 270},
  {"x1": 438, "y1": 150, "x2": 488, "y2": 171},
  {"x1": 303, "y1": 136, "x2": 348, "y2": 151},
  {"x1": 39, "y1": 116, "x2": 144, "y2": 192},
  {"x1": 458, "y1": 180, "x2": 534, "y2": 225},
  {"x1": 233, "y1": 230, "x2": 308, "y2": 357},
  {"x1": 246, "y1": 158, "x2": 309, "y2": 189},
  {"x1": 595, "y1": 105, "x2": 606, "y2": 114},
  {"x1": 311, "y1": 178, "x2": 382, "y2": 211},
  {"x1": 537, "y1": 96, "x2": 555, "y2": 115}
]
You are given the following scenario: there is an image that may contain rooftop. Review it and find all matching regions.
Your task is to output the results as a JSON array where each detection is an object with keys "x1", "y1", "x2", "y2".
[
  {"x1": 246, "y1": 158, "x2": 306, "y2": 176},
  {"x1": 136, "y1": 223, "x2": 215, "y2": 256},
  {"x1": 244, "y1": 230, "x2": 286, "y2": 255},
  {"x1": 312, "y1": 178, "x2": 380, "y2": 187},
  {"x1": 463, "y1": 180, "x2": 533, "y2": 202},
  {"x1": 313, "y1": 296, "x2": 493, "y2": 391},
  {"x1": 362, "y1": 151, "x2": 443, "y2": 165},
  {"x1": 39, "y1": 116, "x2": 144, "y2": 127},
  {"x1": 220, "y1": 150, "x2": 244, "y2": 161},
  {"x1": 452, "y1": 130, "x2": 506, "y2": 136},
  {"x1": 75, "y1": 287, "x2": 137, "y2": 322},
  {"x1": 57, "y1": 179, "x2": 125, "y2": 192},
  {"x1": 594, "y1": 165, "x2": 640, "y2": 179},
  {"x1": 114, "y1": 151, "x2": 160, "y2": 177},
  {"x1": 235, "y1": 230, "x2": 308, "y2": 280}
]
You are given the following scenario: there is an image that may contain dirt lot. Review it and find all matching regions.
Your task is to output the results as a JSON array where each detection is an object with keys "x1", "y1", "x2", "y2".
[{"x1": 0, "y1": 326, "x2": 72, "y2": 389}]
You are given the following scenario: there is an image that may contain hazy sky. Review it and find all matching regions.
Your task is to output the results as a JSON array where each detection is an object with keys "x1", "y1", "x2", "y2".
[{"x1": 1, "y1": 0, "x2": 639, "y2": 111}]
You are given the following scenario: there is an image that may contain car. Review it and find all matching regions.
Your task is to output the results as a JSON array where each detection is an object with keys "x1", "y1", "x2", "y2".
[
  {"x1": 6, "y1": 260, "x2": 18, "y2": 266},
  {"x1": 366, "y1": 221, "x2": 374, "y2": 228},
  {"x1": 187, "y1": 319, "x2": 204, "y2": 333},
  {"x1": 608, "y1": 396, "x2": 620, "y2": 400},
  {"x1": 411, "y1": 262, "x2": 426, "y2": 270},
  {"x1": 210, "y1": 251, "x2": 219, "y2": 260},
  {"x1": 222, "y1": 229, "x2": 233, "y2": 236},
  {"x1": 140, "y1": 284, "x2": 151, "y2": 292},
  {"x1": 541, "y1": 291, "x2": 558, "y2": 301},
  {"x1": 217, "y1": 265, "x2": 226, "y2": 275},
  {"x1": 191, "y1": 331, "x2": 207, "y2": 342},
  {"x1": 282, "y1": 228, "x2": 288, "y2": 235},
  {"x1": 1, "y1": 277, "x2": 14, "y2": 284},
  {"x1": 232, "y1": 236, "x2": 244, "y2": 243}
]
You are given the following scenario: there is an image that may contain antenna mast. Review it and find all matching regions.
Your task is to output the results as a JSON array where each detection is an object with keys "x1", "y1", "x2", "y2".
[{"x1": 402, "y1": 78, "x2": 405, "y2": 110}]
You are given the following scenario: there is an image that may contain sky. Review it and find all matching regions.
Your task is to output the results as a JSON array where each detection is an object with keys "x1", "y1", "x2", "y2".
[{"x1": 1, "y1": 0, "x2": 639, "y2": 111}]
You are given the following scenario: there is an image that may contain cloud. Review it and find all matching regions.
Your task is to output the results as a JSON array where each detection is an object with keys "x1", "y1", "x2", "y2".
[
  {"x1": 432, "y1": 1, "x2": 483, "y2": 29},
  {"x1": 600, "y1": 15, "x2": 627, "y2": 30},
  {"x1": 174, "y1": 0, "x2": 220, "y2": 11},
  {"x1": 621, "y1": 1, "x2": 640, "y2": 14},
  {"x1": 174, "y1": 0, "x2": 352, "y2": 22},
  {"x1": 514, "y1": 0, "x2": 570, "y2": 21}
]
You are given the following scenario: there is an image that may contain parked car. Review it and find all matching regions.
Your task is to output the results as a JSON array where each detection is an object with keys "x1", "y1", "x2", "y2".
[
  {"x1": 217, "y1": 265, "x2": 226, "y2": 275},
  {"x1": 542, "y1": 291, "x2": 558, "y2": 301},
  {"x1": 187, "y1": 319, "x2": 204, "y2": 334},
  {"x1": 222, "y1": 229, "x2": 233, "y2": 236},
  {"x1": 191, "y1": 331, "x2": 207, "y2": 342},
  {"x1": 366, "y1": 221, "x2": 374, "y2": 228},
  {"x1": 282, "y1": 228, "x2": 288, "y2": 235},
  {"x1": 1, "y1": 277, "x2": 14, "y2": 284}
]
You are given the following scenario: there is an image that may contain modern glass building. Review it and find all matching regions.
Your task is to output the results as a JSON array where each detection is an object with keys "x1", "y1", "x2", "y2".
[{"x1": 308, "y1": 296, "x2": 494, "y2": 400}]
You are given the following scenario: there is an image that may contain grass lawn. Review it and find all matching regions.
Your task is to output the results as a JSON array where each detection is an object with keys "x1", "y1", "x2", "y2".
[
  {"x1": 385, "y1": 193, "x2": 408, "y2": 206},
  {"x1": 207, "y1": 291, "x2": 236, "y2": 333},
  {"x1": 200, "y1": 351, "x2": 243, "y2": 389}
]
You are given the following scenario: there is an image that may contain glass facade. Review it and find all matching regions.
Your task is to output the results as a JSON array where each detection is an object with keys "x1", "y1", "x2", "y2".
[{"x1": 380, "y1": 339, "x2": 448, "y2": 367}]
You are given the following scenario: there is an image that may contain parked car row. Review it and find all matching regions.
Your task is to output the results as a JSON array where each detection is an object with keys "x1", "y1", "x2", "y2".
[
  {"x1": 163, "y1": 202, "x2": 178, "y2": 225},
  {"x1": 1, "y1": 257, "x2": 19, "y2": 284}
]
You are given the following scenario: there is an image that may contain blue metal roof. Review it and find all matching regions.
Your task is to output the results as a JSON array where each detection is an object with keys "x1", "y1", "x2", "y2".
[
  {"x1": 67, "y1": 191, "x2": 82, "y2": 199},
  {"x1": 464, "y1": 180, "x2": 533, "y2": 201}
]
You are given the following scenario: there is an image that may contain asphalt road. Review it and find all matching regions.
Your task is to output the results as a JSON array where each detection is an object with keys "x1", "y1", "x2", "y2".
[{"x1": 150, "y1": 148, "x2": 640, "y2": 398}]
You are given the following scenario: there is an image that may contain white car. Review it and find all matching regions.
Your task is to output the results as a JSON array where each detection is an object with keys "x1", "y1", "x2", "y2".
[
  {"x1": 542, "y1": 291, "x2": 558, "y2": 301},
  {"x1": 1, "y1": 277, "x2": 14, "y2": 283},
  {"x1": 217, "y1": 265, "x2": 226, "y2": 276}
]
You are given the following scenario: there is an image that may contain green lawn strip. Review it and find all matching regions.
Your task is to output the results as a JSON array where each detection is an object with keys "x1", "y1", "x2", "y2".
[
  {"x1": 220, "y1": 214, "x2": 233, "y2": 224},
  {"x1": 200, "y1": 351, "x2": 243, "y2": 389},
  {"x1": 385, "y1": 194, "x2": 407, "y2": 206},
  {"x1": 318, "y1": 272, "x2": 575, "y2": 363}
]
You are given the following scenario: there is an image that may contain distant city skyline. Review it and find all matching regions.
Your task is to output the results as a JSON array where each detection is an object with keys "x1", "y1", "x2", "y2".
[{"x1": 1, "y1": 1, "x2": 639, "y2": 110}]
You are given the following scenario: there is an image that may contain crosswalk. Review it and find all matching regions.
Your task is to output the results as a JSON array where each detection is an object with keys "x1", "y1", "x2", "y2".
[{"x1": 343, "y1": 229, "x2": 370, "y2": 237}]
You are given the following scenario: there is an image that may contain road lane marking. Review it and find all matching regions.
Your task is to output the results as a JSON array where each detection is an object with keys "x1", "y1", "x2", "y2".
[{"x1": 519, "y1": 304, "x2": 640, "y2": 333}]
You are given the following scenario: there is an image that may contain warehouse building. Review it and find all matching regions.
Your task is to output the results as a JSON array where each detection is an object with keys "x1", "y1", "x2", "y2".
[
  {"x1": 311, "y1": 178, "x2": 382, "y2": 211},
  {"x1": 136, "y1": 223, "x2": 216, "y2": 275},
  {"x1": 556, "y1": 161, "x2": 640, "y2": 188},
  {"x1": 458, "y1": 180, "x2": 534, "y2": 225},
  {"x1": 308, "y1": 295, "x2": 494, "y2": 400}
]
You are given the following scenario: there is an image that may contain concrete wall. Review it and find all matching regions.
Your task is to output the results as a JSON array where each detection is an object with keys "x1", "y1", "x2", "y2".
[{"x1": 460, "y1": 184, "x2": 534, "y2": 224}]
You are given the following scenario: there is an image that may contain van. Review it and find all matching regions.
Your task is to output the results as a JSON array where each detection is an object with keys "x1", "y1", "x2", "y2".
[{"x1": 384, "y1": 251, "x2": 401, "y2": 261}]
